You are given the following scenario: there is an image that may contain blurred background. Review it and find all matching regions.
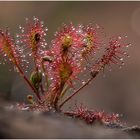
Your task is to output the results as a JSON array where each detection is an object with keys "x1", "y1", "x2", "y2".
[{"x1": 0, "y1": 1, "x2": 139, "y2": 126}]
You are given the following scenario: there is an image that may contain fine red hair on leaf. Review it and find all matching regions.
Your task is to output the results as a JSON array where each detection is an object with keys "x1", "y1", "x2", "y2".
[
  {"x1": 65, "y1": 104, "x2": 121, "y2": 125},
  {"x1": 16, "y1": 17, "x2": 48, "y2": 70},
  {"x1": 92, "y1": 36, "x2": 131, "y2": 72},
  {"x1": 0, "y1": 18, "x2": 131, "y2": 112},
  {"x1": 80, "y1": 23, "x2": 102, "y2": 60},
  {"x1": 0, "y1": 29, "x2": 21, "y2": 65}
]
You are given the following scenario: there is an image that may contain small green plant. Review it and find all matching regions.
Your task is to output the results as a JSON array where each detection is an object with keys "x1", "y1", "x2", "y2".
[{"x1": 0, "y1": 17, "x2": 130, "y2": 125}]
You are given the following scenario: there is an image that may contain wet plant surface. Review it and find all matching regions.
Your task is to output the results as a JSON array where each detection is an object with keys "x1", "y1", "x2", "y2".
[{"x1": 0, "y1": 17, "x2": 136, "y2": 138}]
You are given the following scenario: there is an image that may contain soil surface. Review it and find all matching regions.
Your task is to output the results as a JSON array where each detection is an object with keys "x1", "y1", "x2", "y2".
[{"x1": 0, "y1": 101, "x2": 140, "y2": 139}]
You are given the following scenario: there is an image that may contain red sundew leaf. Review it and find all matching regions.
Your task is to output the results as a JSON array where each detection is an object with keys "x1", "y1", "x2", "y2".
[
  {"x1": 45, "y1": 57, "x2": 82, "y2": 90},
  {"x1": 16, "y1": 17, "x2": 48, "y2": 69},
  {"x1": 0, "y1": 18, "x2": 131, "y2": 111},
  {"x1": 0, "y1": 29, "x2": 21, "y2": 66},
  {"x1": 51, "y1": 22, "x2": 84, "y2": 58},
  {"x1": 80, "y1": 23, "x2": 103, "y2": 59},
  {"x1": 64, "y1": 104, "x2": 121, "y2": 126},
  {"x1": 92, "y1": 36, "x2": 131, "y2": 72}
]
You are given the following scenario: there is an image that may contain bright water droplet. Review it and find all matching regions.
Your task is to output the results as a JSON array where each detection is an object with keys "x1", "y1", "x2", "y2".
[
  {"x1": 21, "y1": 29, "x2": 24, "y2": 33},
  {"x1": 29, "y1": 53, "x2": 32, "y2": 56},
  {"x1": 118, "y1": 36, "x2": 121, "y2": 40},
  {"x1": 19, "y1": 25, "x2": 22, "y2": 29},
  {"x1": 45, "y1": 28, "x2": 48, "y2": 31},
  {"x1": 25, "y1": 18, "x2": 28, "y2": 22},
  {"x1": 42, "y1": 73, "x2": 45, "y2": 77},
  {"x1": 83, "y1": 67, "x2": 86, "y2": 70},
  {"x1": 82, "y1": 81, "x2": 86, "y2": 85},
  {"x1": 21, "y1": 107, "x2": 29, "y2": 111}
]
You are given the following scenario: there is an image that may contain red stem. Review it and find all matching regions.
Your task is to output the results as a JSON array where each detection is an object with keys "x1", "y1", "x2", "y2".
[
  {"x1": 59, "y1": 76, "x2": 94, "y2": 108},
  {"x1": 16, "y1": 64, "x2": 41, "y2": 100},
  {"x1": 59, "y1": 71, "x2": 99, "y2": 108}
]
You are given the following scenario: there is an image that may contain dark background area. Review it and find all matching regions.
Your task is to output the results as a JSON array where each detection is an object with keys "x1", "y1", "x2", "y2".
[{"x1": 0, "y1": 1, "x2": 139, "y2": 127}]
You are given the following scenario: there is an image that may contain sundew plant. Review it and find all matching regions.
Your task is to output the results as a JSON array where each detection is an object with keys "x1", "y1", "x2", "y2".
[{"x1": 0, "y1": 17, "x2": 131, "y2": 125}]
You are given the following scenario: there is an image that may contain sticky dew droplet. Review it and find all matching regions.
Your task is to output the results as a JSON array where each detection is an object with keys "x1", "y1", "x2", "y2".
[
  {"x1": 29, "y1": 53, "x2": 32, "y2": 56},
  {"x1": 82, "y1": 81, "x2": 86, "y2": 85}
]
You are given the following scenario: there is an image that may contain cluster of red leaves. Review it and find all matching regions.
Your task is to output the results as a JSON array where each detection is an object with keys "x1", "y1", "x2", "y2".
[
  {"x1": 0, "y1": 29, "x2": 21, "y2": 65},
  {"x1": 0, "y1": 17, "x2": 130, "y2": 111},
  {"x1": 64, "y1": 104, "x2": 122, "y2": 127}
]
